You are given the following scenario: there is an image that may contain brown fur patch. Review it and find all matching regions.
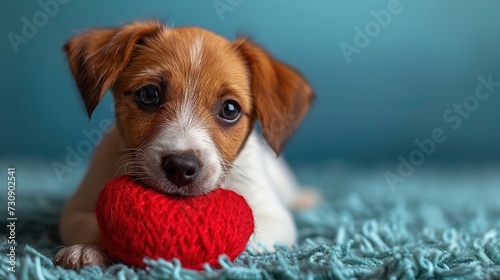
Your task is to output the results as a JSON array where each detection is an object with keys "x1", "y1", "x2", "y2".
[
  {"x1": 233, "y1": 39, "x2": 314, "y2": 154},
  {"x1": 64, "y1": 20, "x2": 165, "y2": 117},
  {"x1": 64, "y1": 21, "x2": 313, "y2": 165},
  {"x1": 112, "y1": 27, "x2": 254, "y2": 163}
]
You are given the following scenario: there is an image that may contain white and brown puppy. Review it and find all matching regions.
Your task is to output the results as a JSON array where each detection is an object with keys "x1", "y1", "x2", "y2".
[{"x1": 55, "y1": 20, "x2": 315, "y2": 270}]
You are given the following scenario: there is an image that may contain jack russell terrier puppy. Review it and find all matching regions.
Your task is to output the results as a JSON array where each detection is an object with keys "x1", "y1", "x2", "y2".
[{"x1": 55, "y1": 20, "x2": 316, "y2": 270}]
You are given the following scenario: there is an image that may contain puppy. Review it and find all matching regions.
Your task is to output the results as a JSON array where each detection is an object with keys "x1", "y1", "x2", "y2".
[{"x1": 55, "y1": 20, "x2": 315, "y2": 270}]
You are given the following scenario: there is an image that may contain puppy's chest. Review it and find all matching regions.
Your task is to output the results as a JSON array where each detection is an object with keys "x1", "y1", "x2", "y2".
[{"x1": 220, "y1": 133, "x2": 277, "y2": 212}]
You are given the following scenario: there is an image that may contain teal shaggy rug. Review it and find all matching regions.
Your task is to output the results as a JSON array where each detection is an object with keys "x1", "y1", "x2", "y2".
[{"x1": 1, "y1": 159, "x2": 499, "y2": 279}]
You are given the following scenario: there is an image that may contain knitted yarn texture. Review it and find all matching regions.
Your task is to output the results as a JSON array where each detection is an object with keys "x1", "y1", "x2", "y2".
[{"x1": 96, "y1": 175, "x2": 255, "y2": 270}]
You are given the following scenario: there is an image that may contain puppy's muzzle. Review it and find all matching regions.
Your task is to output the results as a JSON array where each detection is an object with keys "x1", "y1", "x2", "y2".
[{"x1": 162, "y1": 153, "x2": 200, "y2": 187}]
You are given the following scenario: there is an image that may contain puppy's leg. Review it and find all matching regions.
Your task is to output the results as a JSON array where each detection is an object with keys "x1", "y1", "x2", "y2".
[
  {"x1": 55, "y1": 201, "x2": 106, "y2": 269},
  {"x1": 228, "y1": 167, "x2": 297, "y2": 250},
  {"x1": 250, "y1": 199, "x2": 297, "y2": 251},
  {"x1": 226, "y1": 133, "x2": 306, "y2": 250},
  {"x1": 55, "y1": 126, "x2": 125, "y2": 269}
]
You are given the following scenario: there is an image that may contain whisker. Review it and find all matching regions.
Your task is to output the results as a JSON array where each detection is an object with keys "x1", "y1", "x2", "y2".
[{"x1": 220, "y1": 158, "x2": 252, "y2": 190}]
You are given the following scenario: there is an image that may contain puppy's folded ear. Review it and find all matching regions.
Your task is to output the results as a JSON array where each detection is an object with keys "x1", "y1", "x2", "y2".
[
  {"x1": 63, "y1": 20, "x2": 164, "y2": 118},
  {"x1": 233, "y1": 38, "x2": 314, "y2": 155}
]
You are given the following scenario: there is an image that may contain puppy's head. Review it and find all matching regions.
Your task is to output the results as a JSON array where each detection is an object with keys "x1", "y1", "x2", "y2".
[{"x1": 64, "y1": 20, "x2": 313, "y2": 195}]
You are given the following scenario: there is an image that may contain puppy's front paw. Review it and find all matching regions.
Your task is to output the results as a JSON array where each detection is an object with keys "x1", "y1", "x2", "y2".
[{"x1": 54, "y1": 244, "x2": 107, "y2": 270}]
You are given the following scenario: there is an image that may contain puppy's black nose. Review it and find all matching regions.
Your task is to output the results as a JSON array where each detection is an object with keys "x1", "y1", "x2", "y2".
[{"x1": 162, "y1": 154, "x2": 200, "y2": 187}]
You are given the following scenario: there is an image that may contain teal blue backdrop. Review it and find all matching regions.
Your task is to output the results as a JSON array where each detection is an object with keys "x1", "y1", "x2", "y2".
[{"x1": 1, "y1": 0, "x2": 499, "y2": 164}]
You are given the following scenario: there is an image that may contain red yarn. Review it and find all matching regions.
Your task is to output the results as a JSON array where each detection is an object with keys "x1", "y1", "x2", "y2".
[{"x1": 95, "y1": 175, "x2": 254, "y2": 270}]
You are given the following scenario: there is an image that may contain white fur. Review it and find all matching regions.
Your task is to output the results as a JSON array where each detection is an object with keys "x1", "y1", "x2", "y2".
[
  {"x1": 139, "y1": 104, "x2": 223, "y2": 196},
  {"x1": 223, "y1": 132, "x2": 299, "y2": 249},
  {"x1": 189, "y1": 36, "x2": 203, "y2": 70}
]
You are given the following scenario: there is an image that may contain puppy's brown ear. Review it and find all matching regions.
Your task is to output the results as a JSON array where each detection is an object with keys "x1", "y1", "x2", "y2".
[
  {"x1": 234, "y1": 39, "x2": 314, "y2": 155},
  {"x1": 63, "y1": 21, "x2": 164, "y2": 117}
]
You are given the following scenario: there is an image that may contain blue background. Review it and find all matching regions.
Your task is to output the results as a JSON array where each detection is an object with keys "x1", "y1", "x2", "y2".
[{"x1": 1, "y1": 0, "x2": 500, "y2": 165}]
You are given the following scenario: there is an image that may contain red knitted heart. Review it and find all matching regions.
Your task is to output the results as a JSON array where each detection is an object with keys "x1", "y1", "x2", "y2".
[{"x1": 95, "y1": 175, "x2": 254, "y2": 270}]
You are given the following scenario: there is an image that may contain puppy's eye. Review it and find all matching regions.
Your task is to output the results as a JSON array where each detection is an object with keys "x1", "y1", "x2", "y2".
[
  {"x1": 133, "y1": 85, "x2": 161, "y2": 109},
  {"x1": 218, "y1": 100, "x2": 241, "y2": 123}
]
